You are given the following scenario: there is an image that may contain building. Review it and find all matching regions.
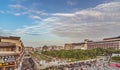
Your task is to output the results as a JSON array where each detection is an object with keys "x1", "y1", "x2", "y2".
[
  {"x1": 34, "y1": 47, "x2": 42, "y2": 52},
  {"x1": 47, "y1": 45, "x2": 63, "y2": 50},
  {"x1": 64, "y1": 40, "x2": 87, "y2": 50},
  {"x1": 24, "y1": 47, "x2": 34, "y2": 52},
  {"x1": 64, "y1": 36, "x2": 120, "y2": 50},
  {"x1": 87, "y1": 36, "x2": 120, "y2": 49},
  {"x1": 64, "y1": 44, "x2": 73, "y2": 50},
  {"x1": 0, "y1": 36, "x2": 24, "y2": 70},
  {"x1": 42, "y1": 45, "x2": 63, "y2": 51}
]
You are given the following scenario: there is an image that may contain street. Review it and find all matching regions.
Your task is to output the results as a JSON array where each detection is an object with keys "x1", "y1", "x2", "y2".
[{"x1": 21, "y1": 54, "x2": 36, "y2": 70}]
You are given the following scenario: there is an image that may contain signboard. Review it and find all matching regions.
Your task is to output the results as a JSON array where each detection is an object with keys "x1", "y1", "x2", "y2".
[
  {"x1": 0, "y1": 56, "x2": 16, "y2": 62},
  {"x1": 0, "y1": 63, "x2": 2, "y2": 66},
  {"x1": 0, "y1": 62, "x2": 15, "y2": 66},
  {"x1": 2, "y1": 62, "x2": 9, "y2": 66},
  {"x1": 0, "y1": 55, "x2": 16, "y2": 66}
]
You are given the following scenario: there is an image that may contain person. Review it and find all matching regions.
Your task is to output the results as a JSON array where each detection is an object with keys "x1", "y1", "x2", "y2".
[
  {"x1": 85, "y1": 65, "x2": 88, "y2": 70},
  {"x1": 80, "y1": 68, "x2": 84, "y2": 70},
  {"x1": 80, "y1": 66, "x2": 84, "y2": 70},
  {"x1": 97, "y1": 64, "x2": 101, "y2": 70}
]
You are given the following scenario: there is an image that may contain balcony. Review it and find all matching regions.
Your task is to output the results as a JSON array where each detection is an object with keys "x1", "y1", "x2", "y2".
[{"x1": 0, "y1": 51, "x2": 20, "y2": 56}]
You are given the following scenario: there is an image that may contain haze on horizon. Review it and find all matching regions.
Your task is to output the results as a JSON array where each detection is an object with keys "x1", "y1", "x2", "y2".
[{"x1": 0, "y1": 0, "x2": 120, "y2": 47}]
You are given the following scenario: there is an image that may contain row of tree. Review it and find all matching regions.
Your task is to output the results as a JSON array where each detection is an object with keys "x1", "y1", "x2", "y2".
[
  {"x1": 112, "y1": 56, "x2": 120, "y2": 62},
  {"x1": 41, "y1": 48, "x2": 120, "y2": 60}
]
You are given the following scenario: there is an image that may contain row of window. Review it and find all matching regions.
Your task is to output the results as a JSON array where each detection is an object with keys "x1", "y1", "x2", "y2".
[
  {"x1": 0, "y1": 48, "x2": 15, "y2": 51},
  {"x1": 88, "y1": 44, "x2": 119, "y2": 47},
  {"x1": 0, "y1": 56, "x2": 16, "y2": 59}
]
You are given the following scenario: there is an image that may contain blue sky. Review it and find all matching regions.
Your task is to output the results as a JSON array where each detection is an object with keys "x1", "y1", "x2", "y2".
[{"x1": 0, "y1": 0, "x2": 120, "y2": 47}]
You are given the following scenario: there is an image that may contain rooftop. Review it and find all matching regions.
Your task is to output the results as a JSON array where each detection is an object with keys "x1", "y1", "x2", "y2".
[
  {"x1": 104, "y1": 36, "x2": 120, "y2": 40},
  {"x1": 0, "y1": 36, "x2": 20, "y2": 40},
  {"x1": 72, "y1": 42, "x2": 85, "y2": 45},
  {"x1": 25, "y1": 47, "x2": 33, "y2": 48}
]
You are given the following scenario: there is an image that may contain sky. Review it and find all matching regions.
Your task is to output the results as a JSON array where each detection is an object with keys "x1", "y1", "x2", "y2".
[{"x1": 0, "y1": 0, "x2": 120, "y2": 47}]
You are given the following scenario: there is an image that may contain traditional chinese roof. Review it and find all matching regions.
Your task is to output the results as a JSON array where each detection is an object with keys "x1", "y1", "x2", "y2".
[{"x1": 0, "y1": 36, "x2": 20, "y2": 40}]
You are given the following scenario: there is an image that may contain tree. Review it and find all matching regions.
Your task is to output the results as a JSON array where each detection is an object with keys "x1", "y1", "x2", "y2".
[
  {"x1": 105, "y1": 48, "x2": 115, "y2": 65},
  {"x1": 42, "y1": 45, "x2": 48, "y2": 51}
]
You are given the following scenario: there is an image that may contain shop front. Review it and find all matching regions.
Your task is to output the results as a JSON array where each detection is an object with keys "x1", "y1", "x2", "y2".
[
  {"x1": 0, "y1": 62, "x2": 15, "y2": 70},
  {"x1": 0, "y1": 55, "x2": 17, "y2": 70}
]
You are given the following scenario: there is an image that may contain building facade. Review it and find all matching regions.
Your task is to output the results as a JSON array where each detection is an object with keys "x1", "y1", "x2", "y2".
[
  {"x1": 64, "y1": 42, "x2": 87, "y2": 50},
  {"x1": 87, "y1": 36, "x2": 120, "y2": 49},
  {"x1": 64, "y1": 36, "x2": 120, "y2": 50},
  {"x1": 42, "y1": 45, "x2": 63, "y2": 51},
  {"x1": 0, "y1": 36, "x2": 24, "y2": 70},
  {"x1": 24, "y1": 47, "x2": 34, "y2": 52},
  {"x1": 34, "y1": 47, "x2": 42, "y2": 52}
]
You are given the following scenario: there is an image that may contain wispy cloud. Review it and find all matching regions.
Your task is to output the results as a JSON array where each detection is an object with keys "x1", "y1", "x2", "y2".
[
  {"x1": 0, "y1": 28, "x2": 14, "y2": 36},
  {"x1": 9, "y1": 1, "x2": 120, "y2": 40},
  {"x1": 51, "y1": 1, "x2": 120, "y2": 40},
  {"x1": 30, "y1": 15, "x2": 41, "y2": 20},
  {"x1": 13, "y1": 13, "x2": 21, "y2": 16},
  {"x1": 52, "y1": 13, "x2": 75, "y2": 17},
  {"x1": 0, "y1": 10, "x2": 5, "y2": 14},
  {"x1": 8, "y1": 4, "x2": 48, "y2": 20},
  {"x1": 9, "y1": 4, "x2": 27, "y2": 10},
  {"x1": 11, "y1": 0, "x2": 27, "y2": 3},
  {"x1": 67, "y1": 1, "x2": 77, "y2": 6},
  {"x1": 1, "y1": 1, "x2": 120, "y2": 46}
]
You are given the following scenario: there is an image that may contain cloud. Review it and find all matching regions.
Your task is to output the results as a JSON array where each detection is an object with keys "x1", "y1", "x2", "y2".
[
  {"x1": 14, "y1": 13, "x2": 21, "y2": 16},
  {"x1": 50, "y1": 1, "x2": 120, "y2": 40},
  {"x1": 52, "y1": 13, "x2": 75, "y2": 17},
  {"x1": 30, "y1": 15, "x2": 41, "y2": 20},
  {"x1": 8, "y1": 4, "x2": 48, "y2": 19},
  {"x1": 11, "y1": 0, "x2": 27, "y2": 3},
  {"x1": 12, "y1": 1, "x2": 120, "y2": 41},
  {"x1": 0, "y1": 10, "x2": 5, "y2": 14},
  {"x1": 67, "y1": 1, "x2": 77, "y2": 6},
  {"x1": 0, "y1": 28, "x2": 14, "y2": 36},
  {"x1": 9, "y1": 4, "x2": 27, "y2": 10},
  {"x1": 15, "y1": 22, "x2": 51, "y2": 36},
  {"x1": 2, "y1": 1, "x2": 120, "y2": 46}
]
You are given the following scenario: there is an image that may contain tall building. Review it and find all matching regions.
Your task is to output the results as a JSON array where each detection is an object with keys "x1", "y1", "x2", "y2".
[{"x1": 0, "y1": 36, "x2": 24, "y2": 70}]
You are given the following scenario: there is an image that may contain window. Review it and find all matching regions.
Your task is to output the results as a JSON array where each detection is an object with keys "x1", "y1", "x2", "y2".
[{"x1": 19, "y1": 47, "x2": 21, "y2": 51}]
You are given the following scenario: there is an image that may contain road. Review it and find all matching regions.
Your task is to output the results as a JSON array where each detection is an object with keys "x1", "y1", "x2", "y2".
[{"x1": 21, "y1": 55, "x2": 36, "y2": 70}]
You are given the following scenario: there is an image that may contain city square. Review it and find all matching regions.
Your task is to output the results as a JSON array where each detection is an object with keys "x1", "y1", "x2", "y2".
[{"x1": 0, "y1": 0, "x2": 120, "y2": 70}]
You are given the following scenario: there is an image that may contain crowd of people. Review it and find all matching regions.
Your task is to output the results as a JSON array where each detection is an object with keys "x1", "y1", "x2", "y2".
[
  {"x1": 45, "y1": 59, "x2": 120, "y2": 70},
  {"x1": 21, "y1": 56, "x2": 35, "y2": 70}
]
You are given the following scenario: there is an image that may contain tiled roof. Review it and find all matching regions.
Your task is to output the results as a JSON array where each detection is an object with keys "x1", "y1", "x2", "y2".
[
  {"x1": 104, "y1": 36, "x2": 120, "y2": 40},
  {"x1": 0, "y1": 36, "x2": 20, "y2": 40},
  {"x1": 72, "y1": 42, "x2": 85, "y2": 45}
]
